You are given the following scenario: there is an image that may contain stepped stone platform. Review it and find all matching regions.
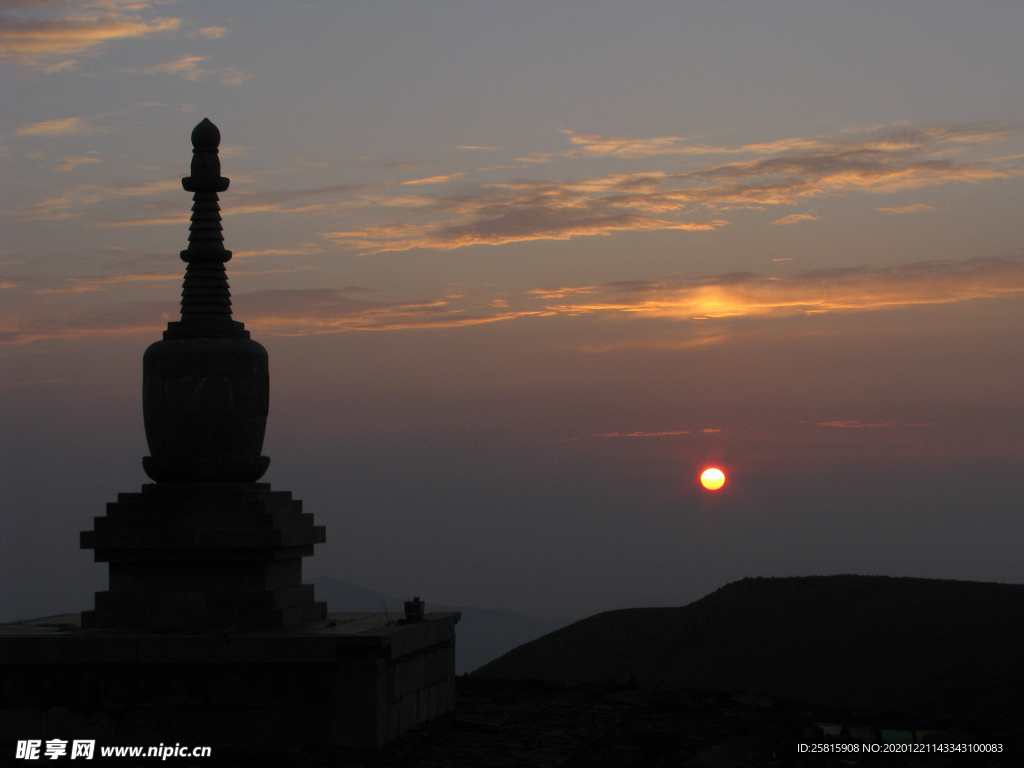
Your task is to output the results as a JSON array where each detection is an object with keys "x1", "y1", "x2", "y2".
[
  {"x1": 0, "y1": 610, "x2": 459, "y2": 751},
  {"x1": 80, "y1": 482, "x2": 327, "y2": 633}
]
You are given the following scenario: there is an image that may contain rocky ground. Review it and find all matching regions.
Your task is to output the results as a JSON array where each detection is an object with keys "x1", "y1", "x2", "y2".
[{"x1": 220, "y1": 676, "x2": 1021, "y2": 768}]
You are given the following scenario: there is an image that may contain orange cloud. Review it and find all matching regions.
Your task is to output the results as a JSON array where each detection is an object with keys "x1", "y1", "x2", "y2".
[
  {"x1": 120, "y1": 55, "x2": 249, "y2": 85},
  {"x1": 31, "y1": 271, "x2": 180, "y2": 294},
  {"x1": 877, "y1": 203, "x2": 936, "y2": 214},
  {"x1": 0, "y1": 1, "x2": 180, "y2": 68},
  {"x1": 592, "y1": 430, "x2": 691, "y2": 438},
  {"x1": 0, "y1": 300, "x2": 174, "y2": 345},
  {"x1": 535, "y1": 255, "x2": 1024, "y2": 320},
  {"x1": 400, "y1": 173, "x2": 464, "y2": 186},
  {"x1": 54, "y1": 155, "x2": 101, "y2": 171},
  {"x1": 0, "y1": 284, "x2": 549, "y2": 345},
  {"x1": 808, "y1": 421, "x2": 942, "y2": 428},
  {"x1": 6, "y1": 253, "x2": 1024, "y2": 346},
  {"x1": 193, "y1": 26, "x2": 227, "y2": 40},
  {"x1": 231, "y1": 246, "x2": 323, "y2": 260},
  {"x1": 319, "y1": 123, "x2": 1021, "y2": 253},
  {"x1": 323, "y1": 213, "x2": 728, "y2": 253},
  {"x1": 15, "y1": 116, "x2": 113, "y2": 137},
  {"x1": 772, "y1": 213, "x2": 819, "y2": 225},
  {"x1": 234, "y1": 289, "x2": 547, "y2": 336},
  {"x1": 5, "y1": 178, "x2": 180, "y2": 220}
]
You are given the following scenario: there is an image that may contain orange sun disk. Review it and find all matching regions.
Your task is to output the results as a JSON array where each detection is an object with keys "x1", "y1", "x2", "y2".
[{"x1": 700, "y1": 467, "x2": 726, "y2": 490}]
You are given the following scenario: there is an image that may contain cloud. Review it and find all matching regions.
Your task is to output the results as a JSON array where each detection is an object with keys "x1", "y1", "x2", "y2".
[
  {"x1": 592, "y1": 430, "x2": 691, "y2": 438},
  {"x1": 0, "y1": 285, "x2": 545, "y2": 345},
  {"x1": 128, "y1": 54, "x2": 207, "y2": 80},
  {"x1": 807, "y1": 421, "x2": 942, "y2": 428},
  {"x1": 0, "y1": 0, "x2": 180, "y2": 68},
  {"x1": 7, "y1": 176, "x2": 389, "y2": 225},
  {"x1": 573, "y1": 334, "x2": 730, "y2": 354},
  {"x1": 0, "y1": 299, "x2": 174, "y2": 345},
  {"x1": 217, "y1": 67, "x2": 248, "y2": 85},
  {"x1": 194, "y1": 25, "x2": 226, "y2": 39},
  {"x1": 121, "y1": 55, "x2": 249, "y2": 84},
  {"x1": 31, "y1": 270, "x2": 179, "y2": 294},
  {"x1": 522, "y1": 130, "x2": 860, "y2": 163},
  {"x1": 53, "y1": 154, "x2": 101, "y2": 171},
  {"x1": 772, "y1": 213, "x2": 819, "y2": 225},
  {"x1": 534, "y1": 255, "x2": 1024, "y2": 321},
  {"x1": 15, "y1": 116, "x2": 113, "y2": 136},
  {"x1": 93, "y1": 215, "x2": 189, "y2": 227},
  {"x1": 8, "y1": 253, "x2": 1024, "y2": 346},
  {"x1": 234, "y1": 289, "x2": 546, "y2": 336},
  {"x1": 230, "y1": 246, "x2": 323, "y2": 260},
  {"x1": 319, "y1": 123, "x2": 1021, "y2": 253},
  {"x1": 323, "y1": 211, "x2": 729, "y2": 253},
  {"x1": 4, "y1": 178, "x2": 179, "y2": 220},
  {"x1": 877, "y1": 203, "x2": 936, "y2": 214},
  {"x1": 39, "y1": 57, "x2": 77, "y2": 72},
  {"x1": 400, "y1": 173, "x2": 464, "y2": 186}
]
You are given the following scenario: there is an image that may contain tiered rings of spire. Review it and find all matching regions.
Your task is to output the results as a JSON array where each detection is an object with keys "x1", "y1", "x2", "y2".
[{"x1": 180, "y1": 118, "x2": 233, "y2": 318}]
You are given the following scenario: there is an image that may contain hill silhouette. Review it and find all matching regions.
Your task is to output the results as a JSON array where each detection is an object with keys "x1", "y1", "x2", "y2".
[{"x1": 474, "y1": 575, "x2": 1024, "y2": 718}]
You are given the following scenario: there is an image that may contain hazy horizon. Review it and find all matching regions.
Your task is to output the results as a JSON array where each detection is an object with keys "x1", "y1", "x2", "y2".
[{"x1": 3, "y1": 1, "x2": 1024, "y2": 623}]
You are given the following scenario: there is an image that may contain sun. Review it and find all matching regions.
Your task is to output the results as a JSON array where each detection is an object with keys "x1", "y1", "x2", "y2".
[{"x1": 700, "y1": 467, "x2": 726, "y2": 490}]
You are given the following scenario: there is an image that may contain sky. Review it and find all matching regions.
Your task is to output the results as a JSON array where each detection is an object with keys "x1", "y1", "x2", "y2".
[{"x1": 2, "y1": 0, "x2": 1024, "y2": 623}]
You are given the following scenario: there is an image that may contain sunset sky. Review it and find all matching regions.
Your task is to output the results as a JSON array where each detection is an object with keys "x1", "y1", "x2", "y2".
[{"x1": 3, "y1": 1, "x2": 1024, "y2": 622}]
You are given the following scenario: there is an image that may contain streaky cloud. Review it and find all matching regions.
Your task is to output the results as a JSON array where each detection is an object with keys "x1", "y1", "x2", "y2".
[
  {"x1": 807, "y1": 420, "x2": 946, "y2": 428},
  {"x1": 0, "y1": 1, "x2": 180, "y2": 68},
  {"x1": 772, "y1": 213, "x2": 819, "y2": 225},
  {"x1": 536, "y1": 255, "x2": 1024, "y2": 320},
  {"x1": 15, "y1": 116, "x2": 114, "y2": 137},
  {"x1": 877, "y1": 203, "x2": 936, "y2": 214},
  {"x1": 322, "y1": 123, "x2": 1021, "y2": 253}
]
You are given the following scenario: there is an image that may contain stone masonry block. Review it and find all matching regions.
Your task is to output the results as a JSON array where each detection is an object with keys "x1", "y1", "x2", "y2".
[{"x1": 110, "y1": 559, "x2": 302, "y2": 592}]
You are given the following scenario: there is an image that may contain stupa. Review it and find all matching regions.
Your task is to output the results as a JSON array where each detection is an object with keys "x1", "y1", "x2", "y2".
[
  {"x1": 80, "y1": 118, "x2": 327, "y2": 634},
  {"x1": 0, "y1": 120, "x2": 459, "y2": 756}
]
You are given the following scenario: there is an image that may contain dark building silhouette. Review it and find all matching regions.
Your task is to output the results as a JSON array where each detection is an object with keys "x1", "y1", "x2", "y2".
[
  {"x1": 0, "y1": 120, "x2": 459, "y2": 754},
  {"x1": 80, "y1": 118, "x2": 327, "y2": 634}
]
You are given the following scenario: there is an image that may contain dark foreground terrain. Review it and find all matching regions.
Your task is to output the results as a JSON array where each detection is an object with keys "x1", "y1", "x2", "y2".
[
  {"x1": 475, "y1": 575, "x2": 1024, "y2": 719},
  {"x1": 219, "y1": 675, "x2": 1020, "y2": 767},
  {"x1": 112, "y1": 575, "x2": 1024, "y2": 766}
]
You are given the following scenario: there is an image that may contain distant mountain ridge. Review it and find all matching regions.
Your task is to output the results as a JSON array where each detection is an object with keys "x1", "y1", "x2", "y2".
[
  {"x1": 310, "y1": 575, "x2": 577, "y2": 675},
  {"x1": 473, "y1": 574, "x2": 1024, "y2": 717}
]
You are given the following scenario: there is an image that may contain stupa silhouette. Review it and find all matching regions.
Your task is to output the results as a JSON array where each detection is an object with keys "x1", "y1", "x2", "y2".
[{"x1": 0, "y1": 120, "x2": 459, "y2": 755}]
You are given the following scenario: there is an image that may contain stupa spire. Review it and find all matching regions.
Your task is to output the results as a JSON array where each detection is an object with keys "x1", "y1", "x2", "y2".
[{"x1": 179, "y1": 117, "x2": 232, "y2": 320}]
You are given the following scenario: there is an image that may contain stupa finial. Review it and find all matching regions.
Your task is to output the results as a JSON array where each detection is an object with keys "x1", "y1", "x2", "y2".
[{"x1": 183, "y1": 117, "x2": 228, "y2": 195}]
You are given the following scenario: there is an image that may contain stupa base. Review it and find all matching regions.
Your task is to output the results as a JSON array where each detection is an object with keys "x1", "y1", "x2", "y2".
[{"x1": 0, "y1": 611, "x2": 459, "y2": 753}]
